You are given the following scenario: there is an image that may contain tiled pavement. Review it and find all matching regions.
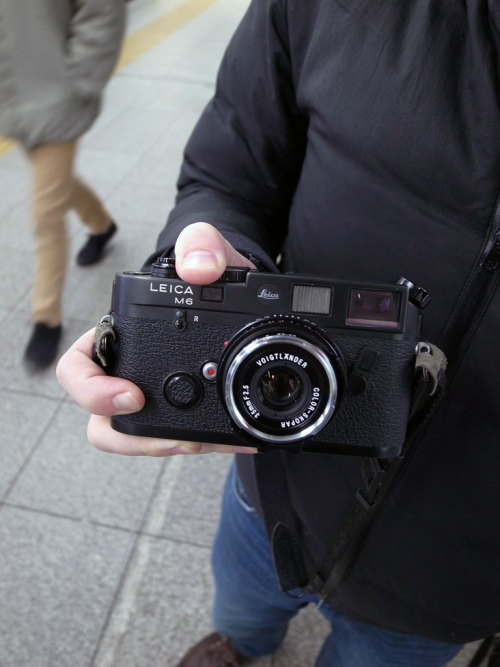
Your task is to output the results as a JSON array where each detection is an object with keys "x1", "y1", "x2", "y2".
[{"x1": 0, "y1": 0, "x2": 486, "y2": 664}]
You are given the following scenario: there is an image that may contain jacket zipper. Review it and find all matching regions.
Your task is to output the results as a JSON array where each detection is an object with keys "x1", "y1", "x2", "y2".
[{"x1": 438, "y1": 207, "x2": 500, "y2": 380}]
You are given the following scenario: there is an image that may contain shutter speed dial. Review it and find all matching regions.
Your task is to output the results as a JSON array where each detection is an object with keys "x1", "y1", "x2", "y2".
[{"x1": 219, "y1": 267, "x2": 250, "y2": 284}]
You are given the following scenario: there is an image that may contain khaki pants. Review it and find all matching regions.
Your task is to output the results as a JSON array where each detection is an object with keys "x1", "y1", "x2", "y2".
[{"x1": 27, "y1": 140, "x2": 112, "y2": 326}]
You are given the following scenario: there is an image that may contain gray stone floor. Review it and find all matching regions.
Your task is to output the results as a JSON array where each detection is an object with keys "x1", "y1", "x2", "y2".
[{"x1": 0, "y1": 0, "x2": 487, "y2": 664}]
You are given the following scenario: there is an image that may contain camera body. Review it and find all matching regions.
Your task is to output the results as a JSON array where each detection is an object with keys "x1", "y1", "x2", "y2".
[{"x1": 103, "y1": 258, "x2": 426, "y2": 457}]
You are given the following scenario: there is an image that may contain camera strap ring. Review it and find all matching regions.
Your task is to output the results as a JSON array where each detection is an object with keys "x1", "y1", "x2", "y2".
[{"x1": 94, "y1": 317, "x2": 116, "y2": 368}]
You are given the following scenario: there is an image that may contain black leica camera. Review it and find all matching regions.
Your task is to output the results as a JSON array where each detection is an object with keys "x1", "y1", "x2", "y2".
[{"x1": 99, "y1": 257, "x2": 430, "y2": 457}]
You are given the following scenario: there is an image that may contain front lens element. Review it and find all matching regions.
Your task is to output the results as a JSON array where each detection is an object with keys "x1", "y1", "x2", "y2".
[{"x1": 259, "y1": 369, "x2": 302, "y2": 409}]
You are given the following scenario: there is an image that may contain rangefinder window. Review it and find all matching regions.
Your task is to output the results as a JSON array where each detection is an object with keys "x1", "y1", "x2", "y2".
[
  {"x1": 347, "y1": 289, "x2": 401, "y2": 329},
  {"x1": 292, "y1": 285, "x2": 332, "y2": 315}
]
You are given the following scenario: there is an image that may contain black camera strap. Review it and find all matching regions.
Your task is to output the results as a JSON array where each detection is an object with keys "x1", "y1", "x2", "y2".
[
  {"x1": 307, "y1": 362, "x2": 445, "y2": 601},
  {"x1": 267, "y1": 342, "x2": 448, "y2": 600}
]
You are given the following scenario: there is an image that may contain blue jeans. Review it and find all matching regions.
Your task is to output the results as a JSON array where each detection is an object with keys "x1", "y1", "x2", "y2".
[{"x1": 211, "y1": 462, "x2": 463, "y2": 666}]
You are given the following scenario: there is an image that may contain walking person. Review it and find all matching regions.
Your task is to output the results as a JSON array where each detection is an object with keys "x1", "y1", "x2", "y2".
[{"x1": 0, "y1": 0, "x2": 125, "y2": 368}]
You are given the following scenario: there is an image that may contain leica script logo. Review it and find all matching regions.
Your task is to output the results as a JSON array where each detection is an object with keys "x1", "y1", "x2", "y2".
[{"x1": 257, "y1": 287, "x2": 279, "y2": 300}]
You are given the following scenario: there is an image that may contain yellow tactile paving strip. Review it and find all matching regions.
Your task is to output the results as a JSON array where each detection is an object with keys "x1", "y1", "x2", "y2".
[
  {"x1": 0, "y1": 0, "x2": 220, "y2": 157},
  {"x1": 116, "y1": 0, "x2": 221, "y2": 70},
  {"x1": 0, "y1": 136, "x2": 14, "y2": 155}
]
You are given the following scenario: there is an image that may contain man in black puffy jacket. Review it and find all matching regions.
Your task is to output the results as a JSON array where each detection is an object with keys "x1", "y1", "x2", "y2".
[{"x1": 57, "y1": 1, "x2": 500, "y2": 665}]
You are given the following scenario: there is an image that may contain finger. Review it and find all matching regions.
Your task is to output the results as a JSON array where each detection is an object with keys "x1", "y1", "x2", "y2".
[
  {"x1": 88, "y1": 415, "x2": 257, "y2": 456},
  {"x1": 174, "y1": 221, "x2": 255, "y2": 284},
  {"x1": 56, "y1": 329, "x2": 145, "y2": 416}
]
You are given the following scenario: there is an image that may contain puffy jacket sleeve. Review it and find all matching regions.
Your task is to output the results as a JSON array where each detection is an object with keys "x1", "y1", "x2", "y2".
[
  {"x1": 156, "y1": 0, "x2": 307, "y2": 267},
  {"x1": 66, "y1": 0, "x2": 126, "y2": 99}
]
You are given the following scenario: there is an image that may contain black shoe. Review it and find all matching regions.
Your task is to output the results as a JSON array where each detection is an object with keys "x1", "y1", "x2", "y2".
[
  {"x1": 76, "y1": 221, "x2": 117, "y2": 266},
  {"x1": 24, "y1": 323, "x2": 62, "y2": 369}
]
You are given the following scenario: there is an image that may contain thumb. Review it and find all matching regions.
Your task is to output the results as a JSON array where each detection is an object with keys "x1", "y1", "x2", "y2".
[{"x1": 174, "y1": 222, "x2": 255, "y2": 284}]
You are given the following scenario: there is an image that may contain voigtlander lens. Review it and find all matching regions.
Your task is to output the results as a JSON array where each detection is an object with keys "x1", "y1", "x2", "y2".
[{"x1": 219, "y1": 317, "x2": 345, "y2": 444}]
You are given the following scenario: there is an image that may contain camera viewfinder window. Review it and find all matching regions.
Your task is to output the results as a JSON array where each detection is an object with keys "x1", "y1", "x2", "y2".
[
  {"x1": 292, "y1": 285, "x2": 332, "y2": 315},
  {"x1": 347, "y1": 289, "x2": 401, "y2": 329},
  {"x1": 201, "y1": 285, "x2": 224, "y2": 302}
]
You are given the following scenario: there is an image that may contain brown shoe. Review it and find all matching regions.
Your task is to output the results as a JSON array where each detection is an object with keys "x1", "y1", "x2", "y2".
[{"x1": 176, "y1": 631, "x2": 247, "y2": 666}]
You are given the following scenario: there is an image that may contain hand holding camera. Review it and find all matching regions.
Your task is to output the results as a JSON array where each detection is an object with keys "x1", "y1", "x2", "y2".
[
  {"x1": 58, "y1": 221, "x2": 436, "y2": 458},
  {"x1": 93, "y1": 227, "x2": 434, "y2": 457},
  {"x1": 56, "y1": 223, "x2": 257, "y2": 456}
]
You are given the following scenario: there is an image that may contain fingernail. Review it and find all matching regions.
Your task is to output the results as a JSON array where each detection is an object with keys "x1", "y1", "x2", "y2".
[
  {"x1": 112, "y1": 392, "x2": 141, "y2": 413},
  {"x1": 182, "y1": 250, "x2": 221, "y2": 270}
]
